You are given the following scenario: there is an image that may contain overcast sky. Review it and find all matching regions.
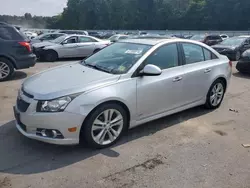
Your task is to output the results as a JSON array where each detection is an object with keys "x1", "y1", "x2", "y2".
[{"x1": 0, "y1": 0, "x2": 68, "y2": 16}]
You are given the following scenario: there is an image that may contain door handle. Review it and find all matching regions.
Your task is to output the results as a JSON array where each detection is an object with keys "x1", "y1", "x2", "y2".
[
  {"x1": 173, "y1": 76, "x2": 183, "y2": 82},
  {"x1": 204, "y1": 68, "x2": 212, "y2": 73}
]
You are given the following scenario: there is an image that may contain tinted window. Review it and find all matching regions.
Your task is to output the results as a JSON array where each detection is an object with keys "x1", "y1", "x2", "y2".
[
  {"x1": 0, "y1": 26, "x2": 24, "y2": 40},
  {"x1": 78, "y1": 36, "x2": 96, "y2": 43},
  {"x1": 145, "y1": 44, "x2": 179, "y2": 70},
  {"x1": 64, "y1": 37, "x2": 77, "y2": 44},
  {"x1": 182, "y1": 43, "x2": 204, "y2": 64}
]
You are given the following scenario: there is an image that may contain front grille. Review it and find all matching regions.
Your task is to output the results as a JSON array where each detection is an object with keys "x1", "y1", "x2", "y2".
[{"x1": 17, "y1": 98, "x2": 30, "y2": 112}]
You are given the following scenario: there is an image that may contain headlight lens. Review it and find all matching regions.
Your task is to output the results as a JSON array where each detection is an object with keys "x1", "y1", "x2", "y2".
[{"x1": 37, "y1": 95, "x2": 77, "y2": 112}]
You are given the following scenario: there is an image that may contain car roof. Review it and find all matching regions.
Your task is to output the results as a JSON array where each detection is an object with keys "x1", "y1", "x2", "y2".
[{"x1": 238, "y1": 35, "x2": 250, "y2": 38}]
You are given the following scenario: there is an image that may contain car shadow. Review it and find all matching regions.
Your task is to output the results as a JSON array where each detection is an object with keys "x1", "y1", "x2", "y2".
[
  {"x1": 9, "y1": 71, "x2": 27, "y2": 81},
  {"x1": 0, "y1": 106, "x2": 211, "y2": 175},
  {"x1": 233, "y1": 72, "x2": 250, "y2": 79}
]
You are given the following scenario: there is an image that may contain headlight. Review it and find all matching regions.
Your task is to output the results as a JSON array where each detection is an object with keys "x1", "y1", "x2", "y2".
[{"x1": 37, "y1": 94, "x2": 79, "y2": 112}]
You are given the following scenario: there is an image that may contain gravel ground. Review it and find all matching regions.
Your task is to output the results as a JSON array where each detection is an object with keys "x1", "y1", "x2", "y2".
[{"x1": 0, "y1": 61, "x2": 250, "y2": 188}]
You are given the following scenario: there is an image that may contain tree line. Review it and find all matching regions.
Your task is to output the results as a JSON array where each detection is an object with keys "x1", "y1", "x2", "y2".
[{"x1": 1, "y1": 0, "x2": 250, "y2": 30}]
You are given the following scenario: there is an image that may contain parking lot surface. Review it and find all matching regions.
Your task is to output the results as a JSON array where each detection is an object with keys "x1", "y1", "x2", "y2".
[{"x1": 0, "y1": 61, "x2": 250, "y2": 188}]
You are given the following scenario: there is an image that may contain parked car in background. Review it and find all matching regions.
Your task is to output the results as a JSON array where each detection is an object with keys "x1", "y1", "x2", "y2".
[
  {"x1": 33, "y1": 34, "x2": 110, "y2": 61},
  {"x1": 88, "y1": 31, "x2": 102, "y2": 38},
  {"x1": 23, "y1": 31, "x2": 38, "y2": 39},
  {"x1": 190, "y1": 34, "x2": 223, "y2": 46},
  {"x1": 109, "y1": 34, "x2": 129, "y2": 42},
  {"x1": 0, "y1": 22, "x2": 36, "y2": 81},
  {"x1": 58, "y1": 30, "x2": 88, "y2": 35},
  {"x1": 220, "y1": 34, "x2": 229, "y2": 40},
  {"x1": 14, "y1": 38, "x2": 231, "y2": 148},
  {"x1": 212, "y1": 36, "x2": 250, "y2": 60},
  {"x1": 31, "y1": 33, "x2": 66, "y2": 44},
  {"x1": 236, "y1": 49, "x2": 250, "y2": 74}
]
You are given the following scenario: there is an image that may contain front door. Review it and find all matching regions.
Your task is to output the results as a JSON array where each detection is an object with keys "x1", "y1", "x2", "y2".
[
  {"x1": 59, "y1": 36, "x2": 79, "y2": 58},
  {"x1": 136, "y1": 43, "x2": 184, "y2": 120}
]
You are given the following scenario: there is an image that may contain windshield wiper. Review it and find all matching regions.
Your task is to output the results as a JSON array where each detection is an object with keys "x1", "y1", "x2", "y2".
[{"x1": 82, "y1": 60, "x2": 111, "y2": 73}]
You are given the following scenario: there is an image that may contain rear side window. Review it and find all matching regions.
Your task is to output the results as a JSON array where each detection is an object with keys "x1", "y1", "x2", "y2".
[
  {"x1": 0, "y1": 26, "x2": 24, "y2": 40},
  {"x1": 182, "y1": 43, "x2": 204, "y2": 64},
  {"x1": 145, "y1": 43, "x2": 179, "y2": 70},
  {"x1": 203, "y1": 48, "x2": 218, "y2": 60}
]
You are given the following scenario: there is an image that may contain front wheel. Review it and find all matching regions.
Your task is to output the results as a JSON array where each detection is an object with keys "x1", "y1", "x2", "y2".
[
  {"x1": 44, "y1": 50, "x2": 58, "y2": 62},
  {"x1": 80, "y1": 103, "x2": 128, "y2": 149},
  {"x1": 205, "y1": 79, "x2": 226, "y2": 109}
]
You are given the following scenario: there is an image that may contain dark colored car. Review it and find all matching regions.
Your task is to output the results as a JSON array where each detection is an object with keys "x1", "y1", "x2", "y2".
[
  {"x1": 212, "y1": 36, "x2": 250, "y2": 61},
  {"x1": 88, "y1": 31, "x2": 102, "y2": 38},
  {"x1": 236, "y1": 49, "x2": 250, "y2": 74},
  {"x1": 31, "y1": 33, "x2": 65, "y2": 44},
  {"x1": 0, "y1": 22, "x2": 36, "y2": 81},
  {"x1": 190, "y1": 34, "x2": 223, "y2": 46}
]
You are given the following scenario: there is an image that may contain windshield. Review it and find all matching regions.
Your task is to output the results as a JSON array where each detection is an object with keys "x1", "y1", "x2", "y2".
[
  {"x1": 190, "y1": 35, "x2": 205, "y2": 41},
  {"x1": 220, "y1": 37, "x2": 246, "y2": 46},
  {"x1": 51, "y1": 35, "x2": 67, "y2": 43},
  {"x1": 83, "y1": 42, "x2": 152, "y2": 74}
]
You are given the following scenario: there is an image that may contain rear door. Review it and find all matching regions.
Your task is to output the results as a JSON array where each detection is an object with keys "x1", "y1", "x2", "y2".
[
  {"x1": 76, "y1": 36, "x2": 97, "y2": 57},
  {"x1": 180, "y1": 42, "x2": 218, "y2": 105}
]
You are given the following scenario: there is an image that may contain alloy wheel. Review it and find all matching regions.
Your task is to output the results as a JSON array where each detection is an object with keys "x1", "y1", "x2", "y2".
[
  {"x1": 210, "y1": 83, "x2": 224, "y2": 107},
  {"x1": 0, "y1": 61, "x2": 10, "y2": 79},
  {"x1": 91, "y1": 109, "x2": 124, "y2": 145}
]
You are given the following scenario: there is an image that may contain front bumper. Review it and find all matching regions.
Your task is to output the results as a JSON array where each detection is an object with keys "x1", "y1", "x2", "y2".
[
  {"x1": 14, "y1": 94, "x2": 85, "y2": 145},
  {"x1": 236, "y1": 60, "x2": 250, "y2": 73}
]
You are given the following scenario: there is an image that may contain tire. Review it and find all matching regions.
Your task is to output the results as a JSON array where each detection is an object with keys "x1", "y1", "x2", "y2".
[
  {"x1": 80, "y1": 103, "x2": 128, "y2": 149},
  {"x1": 44, "y1": 50, "x2": 58, "y2": 62},
  {"x1": 205, "y1": 79, "x2": 226, "y2": 109},
  {"x1": 0, "y1": 57, "x2": 14, "y2": 82},
  {"x1": 235, "y1": 51, "x2": 241, "y2": 61}
]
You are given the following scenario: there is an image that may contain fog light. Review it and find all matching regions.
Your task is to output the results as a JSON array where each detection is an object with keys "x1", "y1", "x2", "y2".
[{"x1": 36, "y1": 128, "x2": 64, "y2": 139}]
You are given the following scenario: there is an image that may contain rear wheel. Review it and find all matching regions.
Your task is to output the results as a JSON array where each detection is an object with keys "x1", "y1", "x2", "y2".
[
  {"x1": 205, "y1": 79, "x2": 226, "y2": 109},
  {"x1": 44, "y1": 50, "x2": 58, "y2": 62},
  {"x1": 0, "y1": 57, "x2": 14, "y2": 82},
  {"x1": 80, "y1": 103, "x2": 128, "y2": 149}
]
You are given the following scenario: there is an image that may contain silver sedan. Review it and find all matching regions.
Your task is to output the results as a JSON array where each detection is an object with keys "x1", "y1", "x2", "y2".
[
  {"x1": 15, "y1": 38, "x2": 231, "y2": 148},
  {"x1": 32, "y1": 34, "x2": 111, "y2": 61}
]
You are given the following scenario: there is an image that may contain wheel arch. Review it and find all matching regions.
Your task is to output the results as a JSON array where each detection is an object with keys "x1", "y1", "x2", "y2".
[
  {"x1": 0, "y1": 55, "x2": 17, "y2": 68},
  {"x1": 80, "y1": 99, "x2": 131, "y2": 131}
]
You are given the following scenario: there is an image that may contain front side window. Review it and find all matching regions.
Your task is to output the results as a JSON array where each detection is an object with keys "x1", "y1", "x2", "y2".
[
  {"x1": 64, "y1": 37, "x2": 77, "y2": 44},
  {"x1": 203, "y1": 48, "x2": 212, "y2": 60},
  {"x1": 145, "y1": 43, "x2": 179, "y2": 70},
  {"x1": 182, "y1": 43, "x2": 204, "y2": 64},
  {"x1": 83, "y1": 42, "x2": 152, "y2": 74}
]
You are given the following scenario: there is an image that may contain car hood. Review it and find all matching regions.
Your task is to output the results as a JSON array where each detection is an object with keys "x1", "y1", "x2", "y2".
[
  {"x1": 22, "y1": 63, "x2": 120, "y2": 100},
  {"x1": 212, "y1": 44, "x2": 238, "y2": 50},
  {"x1": 32, "y1": 41, "x2": 57, "y2": 48}
]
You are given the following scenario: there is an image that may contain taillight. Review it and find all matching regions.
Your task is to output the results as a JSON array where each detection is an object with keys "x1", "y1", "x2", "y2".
[
  {"x1": 18, "y1": 41, "x2": 31, "y2": 52},
  {"x1": 229, "y1": 61, "x2": 232, "y2": 68}
]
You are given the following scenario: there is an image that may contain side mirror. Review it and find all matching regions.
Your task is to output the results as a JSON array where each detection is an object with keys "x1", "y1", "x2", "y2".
[{"x1": 140, "y1": 64, "x2": 162, "y2": 76}]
